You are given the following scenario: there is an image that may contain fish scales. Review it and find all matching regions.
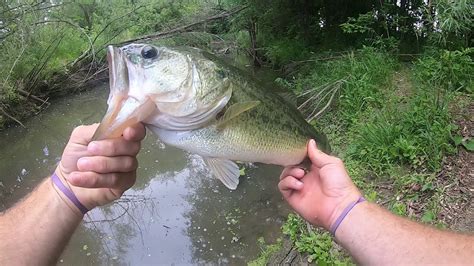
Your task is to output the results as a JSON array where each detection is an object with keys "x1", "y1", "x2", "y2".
[
  {"x1": 153, "y1": 67, "x2": 326, "y2": 166},
  {"x1": 94, "y1": 44, "x2": 330, "y2": 189}
]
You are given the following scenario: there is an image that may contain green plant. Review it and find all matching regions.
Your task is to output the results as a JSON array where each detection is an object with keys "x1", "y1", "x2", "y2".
[
  {"x1": 264, "y1": 37, "x2": 310, "y2": 66},
  {"x1": 415, "y1": 48, "x2": 473, "y2": 93},
  {"x1": 451, "y1": 134, "x2": 474, "y2": 152},
  {"x1": 391, "y1": 202, "x2": 407, "y2": 216},
  {"x1": 248, "y1": 237, "x2": 282, "y2": 266},
  {"x1": 347, "y1": 90, "x2": 455, "y2": 174},
  {"x1": 282, "y1": 214, "x2": 351, "y2": 265},
  {"x1": 340, "y1": 12, "x2": 378, "y2": 35},
  {"x1": 429, "y1": 0, "x2": 473, "y2": 48},
  {"x1": 293, "y1": 47, "x2": 396, "y2": 126}
]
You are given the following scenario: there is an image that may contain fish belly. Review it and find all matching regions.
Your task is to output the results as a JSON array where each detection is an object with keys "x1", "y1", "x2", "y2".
[{"x1": 148, "y1": 125, "x2": 307, "y2": 166}]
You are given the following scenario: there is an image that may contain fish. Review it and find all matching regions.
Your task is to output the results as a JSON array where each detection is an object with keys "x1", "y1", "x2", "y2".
[{"x1": 93, "y1": 44, "x2": 330, "y2": 189}]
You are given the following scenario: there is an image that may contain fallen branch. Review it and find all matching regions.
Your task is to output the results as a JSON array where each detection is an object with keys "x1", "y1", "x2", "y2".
[
  {"x1": 118, "y1": 5, "x2": 247, "y2": 45},
  {"x1": 0, "y1": 106, "x2": 25, "y2": 128},
  {"x1": 17, "y1": 89, "x2": 50, "y2": 106}
]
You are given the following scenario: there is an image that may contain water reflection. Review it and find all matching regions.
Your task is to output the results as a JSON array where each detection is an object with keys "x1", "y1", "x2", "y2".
[{"x1": 0, "y1": 82, "x2": 289, "y2": 264}]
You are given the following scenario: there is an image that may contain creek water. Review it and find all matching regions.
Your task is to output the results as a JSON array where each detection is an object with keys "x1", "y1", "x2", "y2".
[{"x1": 0, "y1": 62, "x2": 291, "y2": 264}]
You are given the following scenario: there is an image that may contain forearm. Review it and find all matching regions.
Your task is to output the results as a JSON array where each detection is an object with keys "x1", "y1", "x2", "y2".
[
  {"x1": 336, "y1": 202, "x2": 473, "y2": 265},
  {"x1": 0, "y1": 178, "x2": 82, "y2": 265}
]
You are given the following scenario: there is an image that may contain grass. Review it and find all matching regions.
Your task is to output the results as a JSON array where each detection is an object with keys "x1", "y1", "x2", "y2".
[
  {"x1": 247, "y1": 237, "x2": 282, "y2": 266},
  {"x1": 252, "y1": 45, "x2": 470, "y2": 264},
  {"x1": 282, "y1": 214, "x2": 351, "y2": 265},
  {"x1": 347, "y1": 91, "x2": 455, "y2": 173}
]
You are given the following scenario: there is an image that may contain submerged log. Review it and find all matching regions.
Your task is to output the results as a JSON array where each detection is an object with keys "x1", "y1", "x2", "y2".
[{"x1": 17, "y1": 89, "x2": 50, "y2": 107}]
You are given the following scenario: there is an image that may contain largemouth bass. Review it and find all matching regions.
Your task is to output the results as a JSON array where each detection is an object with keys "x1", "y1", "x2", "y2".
[{"x1": 93, "y1": 44, "x2": 330, "y2": 189}]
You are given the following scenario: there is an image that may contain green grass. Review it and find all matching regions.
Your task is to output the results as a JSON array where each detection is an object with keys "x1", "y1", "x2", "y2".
[
  {"x1": 247, "y1": 237, "x2": 283, "y2": 266},
  {"x1": 292, "y1": 47, "x2": 397, "y2": 126},
  {"x1": 347, "y1": 91, "x2": 455, "y2": 174},
  {"x1": 255, "y1": 45, "x2": 469, "y2": 265},
  {"x1": 414, "y1": 48, "x2": 473, "y2": 93},
  {"x1": 282, "y1": 214, "x2": 351, "y2": 265}
]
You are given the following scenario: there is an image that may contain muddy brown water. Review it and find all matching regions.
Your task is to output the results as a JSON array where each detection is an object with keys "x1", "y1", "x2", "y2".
[{"x1": 0, "y1": 66, "x2": 292, "y2": 264}]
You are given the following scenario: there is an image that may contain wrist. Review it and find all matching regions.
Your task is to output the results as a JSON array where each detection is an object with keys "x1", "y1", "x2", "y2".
[
  {"x1": 49, "y1": 175, "x2": 85, "y2": 219},
  {"x1": 333, "y1": 200, "x2": 371, "y2": 241},
  {"x1": 326, "y1": 190, "x2": 362, "y2": 231},
  {"x1": 53, "y1": 166, "x2": 91, "y2": 215}
]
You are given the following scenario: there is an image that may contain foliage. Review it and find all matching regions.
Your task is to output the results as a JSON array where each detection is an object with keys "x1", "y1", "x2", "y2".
[
  {"x1": 347, "y1": 91, "x2": 455, "y2": 173},
  {"x1": 247, "y1": 237, "x2": 282, "y2": 266},
  {"x1": 430, "y1": 0, "x2": 473, "y2": 48},
  {"x1": 414, "y1": 48, "x2": 473, "y2": 93},
  {"x1": 0, "y1": 0, "x2": 217, "y2": 104},
  {"x1": 264, "y1": 37, "x2": 311, "y2": 66},
  {"x1": 452, "y1": 134, "x2": 474, "y2": 151},
  {"x1": 293, "y1": 47, "x2": 396, "y2": 126},
  {"x1": 340, "y1": 11, "x2": 378, "y2": 35},
  {"x1": 0, "y1": 0, "x2": 471, "y2": 263},
  {"x1": 282, "y1": 214, "x2": 351, "y2": 265}
]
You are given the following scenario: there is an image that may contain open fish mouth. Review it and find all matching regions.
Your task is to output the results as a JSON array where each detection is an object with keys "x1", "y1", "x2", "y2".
[{"x1": 92, "y1": 46, "x2": 156, "y2": 140}]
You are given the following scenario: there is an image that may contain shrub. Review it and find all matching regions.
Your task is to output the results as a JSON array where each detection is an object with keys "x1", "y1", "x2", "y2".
[{"x1": 415, "y1": 48, "x2": 473, "y2": 93}]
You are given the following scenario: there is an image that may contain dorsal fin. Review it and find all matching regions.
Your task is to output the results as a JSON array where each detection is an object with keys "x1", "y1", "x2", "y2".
[{"x1": 216, "y1": 101, "x2": 260, "y2": 129}]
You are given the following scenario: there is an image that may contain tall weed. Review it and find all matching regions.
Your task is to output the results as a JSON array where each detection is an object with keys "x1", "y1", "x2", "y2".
[
  {"x1": 294, "y1": 47, "x2": 397, "y2": 125},
  {"x1": 347, "y1": 91, "x2": 455, "y2": 174},
  {"x1": 415, "y1": 48, "x2": 473, "y2": 93},
  {"x1": 282, "y1": 214, "x2": 350, "y2": 265}
]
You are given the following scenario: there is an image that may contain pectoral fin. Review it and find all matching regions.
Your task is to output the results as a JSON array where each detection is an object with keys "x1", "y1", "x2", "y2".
[
  {"x1": 203, "y1": 157, "x2": 240, "y2": 190},
  {"x1": 216, "y1": 101, "x2": 260, "y2": 129}
]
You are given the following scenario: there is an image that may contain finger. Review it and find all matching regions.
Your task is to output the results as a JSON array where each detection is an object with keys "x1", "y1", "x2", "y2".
[
  {"x1": 278, "y1": 176, "x2": 304, "y2": 198},
  {"x1": 87, "y1": 138, "x2": 140, "y2": 156},
  {"x1": 77, "y1": 156, "x2": 138, "y2": 173},
  {"x1": 307, "y1": 139, "x2": 342, "y2": 168},
  {"x1": 68, "y1": 171, "x2": 136, "y2": 189},
  {"x1": 69, "y1": 124, "x2": 100, "y2": 145},
  {"x1": 279, "y1": 167, "x2": 305, "y2": 180},
  {"x1": 123, "y1": 123, "x2": 146, "y2": 142}
]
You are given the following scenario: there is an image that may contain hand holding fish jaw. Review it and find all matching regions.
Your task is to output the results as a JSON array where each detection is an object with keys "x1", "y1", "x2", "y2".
[
  {"x1": 278, "y1": 139, "x2": 361, "y2": 231},
  {"x1": 54, "y1": 123, "x2": 146, "y2": 213}
]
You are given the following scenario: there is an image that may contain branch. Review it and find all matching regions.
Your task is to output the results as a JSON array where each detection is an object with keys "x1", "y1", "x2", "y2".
[
  {"x1": 118, "y1": 5, "x2": 247, "y2": 45},
  {"x1": 3, "y1": 32, "x2": 26, "y2": 84},
  {"x1": 17, "y1": 89, "x2": 50, "y2": 106},
  {"x1": 91, "y1": 5, "x2": 144, "y2": 45},
  {"x1": 0, "y1": 106, "x2": 25, "y2": 128}
]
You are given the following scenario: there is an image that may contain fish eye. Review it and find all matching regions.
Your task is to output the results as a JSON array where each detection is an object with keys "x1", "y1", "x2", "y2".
[{"x1": 141, "y1": 46, "x2": 158, "y2": 59}]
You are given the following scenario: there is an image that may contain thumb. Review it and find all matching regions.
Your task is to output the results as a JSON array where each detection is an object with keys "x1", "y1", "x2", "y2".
[
  {"x1": 307, "y1": 139, "x2": 337, "y2": 168},
  {"x1": 70, "y1": 124, "x2": 99, "y2": 145}
]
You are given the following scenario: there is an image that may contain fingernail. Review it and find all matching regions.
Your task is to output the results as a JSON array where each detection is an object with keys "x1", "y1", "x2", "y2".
[
  {"x1": 310, "y1": 139, "x2": 317, "y2": 148},
  {"x1": 88, "y1": 141, "x2": 99, "y2": 153}
]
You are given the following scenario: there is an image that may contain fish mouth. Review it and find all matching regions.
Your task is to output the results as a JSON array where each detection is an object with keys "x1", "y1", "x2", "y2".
[{"x1": 92, "y1": 46, "x2": 156, "y2": 140}]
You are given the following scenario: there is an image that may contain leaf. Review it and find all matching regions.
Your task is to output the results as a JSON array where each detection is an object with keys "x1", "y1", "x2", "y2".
[
  {"x1": 421, "y1": 210, "x2": 435, "y2": 223},
  {"x1": 462, "y1": 139, "x2": 474, "y2": 151},
  {"x1": 239, "y1": 167, "x2": 246, "y2": 176},
  {"x1": 82, "y1": 244, "x2": 88, "y2": 251},
  {"x1": 451, "y1": 135, "x2": 463, "y2": 146},
  {"x1": 421, "y1": 182, "x2": 433, "y2": 192}
]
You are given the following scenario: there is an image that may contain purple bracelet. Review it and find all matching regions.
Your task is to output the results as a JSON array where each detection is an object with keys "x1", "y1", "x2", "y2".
[
  {"x1": 51, "y1": 172, "x2": 89, "y2": 215},
  {"x1": 330, "y1": 196, "x2": 365, "y2": 236}
]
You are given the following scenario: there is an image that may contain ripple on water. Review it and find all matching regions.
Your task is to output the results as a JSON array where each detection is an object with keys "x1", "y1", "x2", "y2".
[{"x1": 1, "y1": 85, "x2": 291, "y2": 264}]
